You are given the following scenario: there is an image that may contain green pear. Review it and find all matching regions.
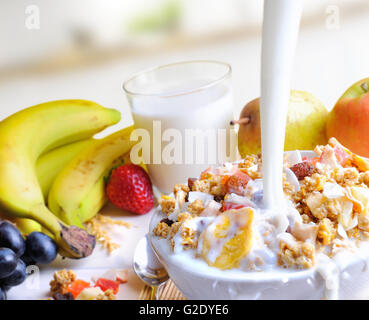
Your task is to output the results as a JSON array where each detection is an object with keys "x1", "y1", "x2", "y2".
[{"x1": 234, "y1": 90, "x2": 328, "y2": 157}]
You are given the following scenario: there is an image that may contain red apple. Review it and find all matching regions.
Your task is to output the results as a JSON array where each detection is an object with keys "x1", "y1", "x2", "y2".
[{"x1": 326, "y1": 78, "x2": 369, "y2": 157}]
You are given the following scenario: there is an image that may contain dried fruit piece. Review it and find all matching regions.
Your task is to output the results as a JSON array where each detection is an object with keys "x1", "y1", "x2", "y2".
[
  {"x1": 290, "y1": 162, "x2": 314, "y2": 180},
  {"x1": 67, "y1": 279, "x2": 91, "y2": 298},
  {"x1": 95, "y1": 278, "x2": 120, "y2": 294},
  {"x1": 160, "y1": 218, "x2": 174, "y2": 227},
  {"x1": 199, "y1": 207, "x2": 254, "y2": 270},
  {"x1": 222, "y1": 202, "x2": 245, "y2": 211},
  {"x1": 224, "y1": 171, "x2": 251, "y2": 196},
  {"x1": 52, "y1": 292, "x2": 74, "y2": 300},
  {"x1": 187, "y1": 178, "x2": 198, "y2": 190},
  {"x1": 329, "y1": 137, "x2": 369, "y2": 171},
  {"x1": 333, "y1": 145, "x2": 350, "y2": 166},
  {"x1": 76, "y1": 287, "x2": 104, "y2": 300}
]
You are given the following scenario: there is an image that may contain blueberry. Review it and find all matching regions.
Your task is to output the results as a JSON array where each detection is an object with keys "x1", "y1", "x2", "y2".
[
  {"x1": 0, "y1": 248, "x2": 17, "y2": 279},
  {"x1": 0, "y1": 221, "x2": 25, "y2": 257},
  {"x1": 0, "y1": 286, "x2": 6, "y2": 300},
  {"x1": 0, "y1": 259, "x2": 26, "y2": 287},
  {"x1": 25, "y1": 232, "x2": 57, "y2": 264}
]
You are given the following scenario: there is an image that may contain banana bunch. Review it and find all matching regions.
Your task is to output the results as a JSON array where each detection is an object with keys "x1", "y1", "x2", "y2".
[
  {"x1": 0, "y1": 100, "x2": 121, "y2": 258},
  {"x1": 12, "y1": 133, "x2": 135, "y2": 235},
  {"x1": 48, "y1": 126, "x2": 136, "y2": 227}
]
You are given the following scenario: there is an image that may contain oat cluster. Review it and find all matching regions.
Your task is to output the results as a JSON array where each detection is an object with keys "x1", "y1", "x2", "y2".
[{"x1": 49, "y1": 269, "x2": 76, "y2": 295}]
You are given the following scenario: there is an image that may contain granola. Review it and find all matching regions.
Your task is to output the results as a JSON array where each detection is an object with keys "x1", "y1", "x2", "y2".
[
  {"x1": 187, "y1": 199, "x2": 205, "y2": 215},
  {"x1": 158, "y1": 196, "x2": 176, "y2": 215},
  {"x1": 49, "y1": 269, "x2": 123, "y2": 300},
  {"x1": 96, "y1": 289, "x2": 116, "y2": 300},
  {"x1": 49, "y1": 270, "x2": 76, "y2": 295},
  {"x1": 153, "y1": 138, "x2": 369, "y2": 271},
  {"x1": 153, "y1": 221, "x2": 171, "y2": 238},
  {"x1": 86, "y1": 214, "x2": 131, "y2": 254},
  {"x1": 278, "y1": 238, "x2": 315, "y2": 269}
]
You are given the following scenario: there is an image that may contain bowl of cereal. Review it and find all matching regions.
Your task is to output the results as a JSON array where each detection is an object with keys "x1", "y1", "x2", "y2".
[{"x1": 149, "y1": 138, "x2": 369, "y2": 300}]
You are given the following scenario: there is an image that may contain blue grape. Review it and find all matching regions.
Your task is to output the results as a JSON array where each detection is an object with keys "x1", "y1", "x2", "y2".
[
  {"x1": 0, "y1": 248, "x2": 17, "y2": 279},
  {"x1": 1, "y1": 285, "x2": 11, "y2": 292},
  {"x1": 20, "y1": 253, "x2": 36, "y2": 267},
  {"x1": 25, "y1": 232, "x2": 57, "y2": 264},
  {"x1": 0, "y1": 221, "x2": 25, "y2": 257},
  {"x1": 0, "y1": 286, "x2": 6, "y2": 300},
  {"x1": 0, "y1": 259, "x2": 26, "y2": 287}
]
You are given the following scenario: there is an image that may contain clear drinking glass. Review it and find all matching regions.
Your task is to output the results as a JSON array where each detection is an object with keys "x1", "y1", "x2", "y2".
[{"x1": 123, "y1": 60, "x2": 236, "y2": 194}]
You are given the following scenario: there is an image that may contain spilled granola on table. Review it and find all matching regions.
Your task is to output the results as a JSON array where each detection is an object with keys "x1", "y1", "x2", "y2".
[
  {"x1": 86, "y1": 214, "x2": 131, "y2": 254},
  {"x1": 49, "y1": 269, "x2": 127, "y2": 300},
  {"x1": 153, "y1": 138, "x2": 369, "y2": 271}
]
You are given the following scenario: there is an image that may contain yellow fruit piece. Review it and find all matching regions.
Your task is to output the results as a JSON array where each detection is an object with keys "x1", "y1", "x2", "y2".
[
  {"x1": 349, "y1": 187, "x2": 369, "y2": 230},
  {"x1": 200, "y1": 207, "x2": 254, "y2": 270},
  {"x1": 350, "y1": 187, "x2": 369, "y2": 208},
  {"x1": 76, "y1": 287, "x2": 104, "y2": 300}
]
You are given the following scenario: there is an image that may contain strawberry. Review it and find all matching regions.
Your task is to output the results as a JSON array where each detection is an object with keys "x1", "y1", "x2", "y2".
[{"x1": 106, "y1": 164, "x2": 154, "y2": 215}]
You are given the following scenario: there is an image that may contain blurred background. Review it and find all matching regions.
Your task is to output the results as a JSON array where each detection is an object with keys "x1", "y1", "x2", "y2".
[{"x1": 1, "y1": 0, "x2": 369, "y2": 130}]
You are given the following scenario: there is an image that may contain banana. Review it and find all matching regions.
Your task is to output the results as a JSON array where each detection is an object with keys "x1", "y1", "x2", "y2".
[
  {"x1": 10, "y1": 139, "x2": 95, "y2": 236},
  {"x1": 73, "y1": 152, "x2": 135, "y2": 224},
  {"x1": 0, "y1": 100, "x2": 121, "y2": 258},
  {"x1": 0, "y1": 210, "x2": 41, "y2": 235},
  {"x1": 37, "y1": 139, "x2": 95, "y2": 199},
  {"x1": 48, "y1": 126, "x2": 136, "y2": 227},
  {"x1": 14, "y1": 137, "x2": 135, "y2": 234},
  {"x1": 14, "y1": 217, "x2": 43, "y2": 235},
  {"x1": 2, "y1": 142, "x2": 136, "y2": 236}
]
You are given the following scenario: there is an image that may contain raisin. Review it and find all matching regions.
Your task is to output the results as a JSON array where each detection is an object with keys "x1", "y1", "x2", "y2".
[
  {"x1": 185, "y1": 193, "x2": 189, "y2": 202},
  {"x1": 214, "y1": 195, "x2": 224, "y2": 203},
  {"x1": 188, "y1": 178, "x2": 197, "y2": 190},
  {"x1": 160, "y1": 218, "x2": 174, "y2": 227},
  {"x1": 53, "y1": 292, "x2": 74, "y2": 300}
]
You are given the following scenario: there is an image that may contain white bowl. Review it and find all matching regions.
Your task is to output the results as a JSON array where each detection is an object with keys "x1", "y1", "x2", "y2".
[{"x1": 148, "y1": 151, "x2": 369, "y2": 299}]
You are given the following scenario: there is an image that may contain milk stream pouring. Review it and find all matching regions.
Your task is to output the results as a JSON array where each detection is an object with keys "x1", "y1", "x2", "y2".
[{"x1": 260, "y1": 0, "x2": 303, "y2": 230}]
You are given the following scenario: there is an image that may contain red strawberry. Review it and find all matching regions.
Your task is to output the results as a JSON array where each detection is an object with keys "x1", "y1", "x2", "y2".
[{"x1": 106, "y1": 164, "x2": 154, "y2": 215}]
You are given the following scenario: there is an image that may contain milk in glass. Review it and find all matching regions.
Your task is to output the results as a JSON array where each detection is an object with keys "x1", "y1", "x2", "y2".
[{"x1": 129, "y1": 74, "x2": 235, "y2": 194}]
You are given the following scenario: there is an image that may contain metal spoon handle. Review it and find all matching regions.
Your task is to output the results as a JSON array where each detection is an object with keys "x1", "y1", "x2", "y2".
[{"x1": 150, "y1": 285, "x2": 158, "y2": 300}]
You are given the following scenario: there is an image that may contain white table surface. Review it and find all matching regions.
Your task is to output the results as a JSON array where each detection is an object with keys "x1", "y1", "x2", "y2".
[{"x1": 7, "y1": 204, "x2": 154, "y2": 300}]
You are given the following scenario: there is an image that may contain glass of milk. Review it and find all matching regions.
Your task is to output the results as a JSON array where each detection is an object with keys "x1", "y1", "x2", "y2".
[{"x1": 123, "y1": 60, "x2": 236, "y2": 194}]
